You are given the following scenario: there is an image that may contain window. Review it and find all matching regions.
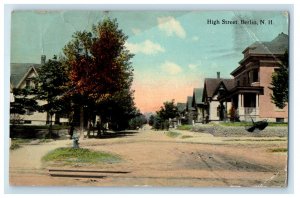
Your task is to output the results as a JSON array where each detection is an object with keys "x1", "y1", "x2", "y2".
[
  {"x1": 253, "y1": 69, "x2": 259, "y2": 82},
  {"x1": 276, "y1": 118, "x2": 284, "y2": 123},
  {"x1": 26, "y1": 109, "x2": 34, "y2": 115},
  {"x1": 25, "y1": 79, "x2": 31, "y2": 89},
  {"x1": 24, "y1": 120, "x2": 32, "y2": 124}
]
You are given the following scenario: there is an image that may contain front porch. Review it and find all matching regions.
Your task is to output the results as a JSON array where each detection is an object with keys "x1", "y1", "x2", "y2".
[{"x1": 219, "y1": 86, "x2": 264, "y2": 122}]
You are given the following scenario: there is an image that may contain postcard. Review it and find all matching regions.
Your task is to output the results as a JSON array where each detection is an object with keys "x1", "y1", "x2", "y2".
[{"x1": 9, "y1": 10, "x2": 289, "y2": 187}]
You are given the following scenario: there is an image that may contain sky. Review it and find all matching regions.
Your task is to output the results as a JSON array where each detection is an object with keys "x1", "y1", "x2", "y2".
[{"x1": 11, "y1": 10, "x2": 289, "y2": 113}]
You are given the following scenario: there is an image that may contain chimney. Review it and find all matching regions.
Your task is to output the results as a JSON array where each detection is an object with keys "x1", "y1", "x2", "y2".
[
  {"x1": 41, "y1": 55, "x2": 46, "y2": 65},
  {"x1": 217, "y1": 72, "x2": 220, "y2": 79}
]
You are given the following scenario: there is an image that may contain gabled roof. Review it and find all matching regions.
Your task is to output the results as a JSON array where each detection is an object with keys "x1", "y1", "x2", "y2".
[
  {"x1": 10, "y1": 63, "x2": 41, "y2": 88},
  {"x1": 231, "y1": 33, "x2": 288, "y2": 76},
  {"x1": 192, "y1": 88, "x2": 204, "y2": 105},
  {"x1": 176, "y1": 102, "x2": 186, "y2": 112},
  {"x1": 203, "y1": 78, "x2": 234, "y2": 98},
  {"x1": 243, "y1": 32, "x2": 288, "y2": 55},
  {"x1": 186, "y1": 96, "x2": 194, "y2": 110}
]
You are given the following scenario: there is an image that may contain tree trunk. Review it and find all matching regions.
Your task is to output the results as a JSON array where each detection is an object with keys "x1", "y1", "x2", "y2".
[
  {"x1": 49, "y1": 114, "x2": 53, "y2": 139},
  {"x1": 80, "y1": 106, "x2": 84, "y2": 138}
]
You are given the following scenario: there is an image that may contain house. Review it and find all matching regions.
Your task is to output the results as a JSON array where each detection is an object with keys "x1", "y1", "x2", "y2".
[
  {"x1": 186, "y1": 96, "x2": 195, "y2": 125},
  {"x1": 191, "y1": 88, "x2": 205, "y2": 123},
  {"x1": 176, "y1": 102, "x2": 187, "y2": 125},
  {"x1": 219, "y1": 32, "x2": 288, "y2": 122},
  {"x1": 10, "y1": 55, "x2": 69, "y2": 125},
  {"x1": 202, "y1": 72, "x2": 234, "y2": 122}
]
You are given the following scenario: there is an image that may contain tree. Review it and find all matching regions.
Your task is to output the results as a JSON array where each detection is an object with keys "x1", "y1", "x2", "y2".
[
  {"x1": 10, "y1": 88, "x2": 39, "y2": 124},
  {"x1": 157, "y1": 99, "x2": 178, "y2": 120},
  {"x1": 35, "y1": 55, "x2": 69, "y2": 137},
  {"x1": 269, "y1": 50, "x2": 289, "y2": 109},
  {"x1": 62, "y1": 18, "x2": 135, "y2": 132},
  {"x1": 152, "y1": 99, "x2": 179, "y2": 130}
]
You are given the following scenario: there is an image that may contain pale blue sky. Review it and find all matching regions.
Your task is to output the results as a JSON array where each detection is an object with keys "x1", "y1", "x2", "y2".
[{"x1": 11, "y1": 11, "x2": 289, "y2": 112}]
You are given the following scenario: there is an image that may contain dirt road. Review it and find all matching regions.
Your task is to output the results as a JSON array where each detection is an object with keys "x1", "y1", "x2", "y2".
[{"x1": 9, "y1": 128, "x2": 288, "y2": 187}]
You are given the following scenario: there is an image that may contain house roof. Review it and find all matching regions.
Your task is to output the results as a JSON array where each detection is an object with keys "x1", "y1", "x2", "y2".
[
  {"x1": 231, "y1": 33, "x2": 288, "y2": 76},
  {"x1": 193, "y1": 88, "x2": 204, "y2": 104},
  {"x1": 187, "y1": 96, "x2": 194, "y2": 110},
  {"x1": 204, "y1": 78, "x2": 235, "y2": 98},
  {"x1": 176, "y1": 102, "x2": 186, "y2": 112},
  {"x1": 10, "y1": 63, "x2": 41, "y2": 87},
  {"x1": 243, "y1": 32, "x2": 288, "y2": 55}
]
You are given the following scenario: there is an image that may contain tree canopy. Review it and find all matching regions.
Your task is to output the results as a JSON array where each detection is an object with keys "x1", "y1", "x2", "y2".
[
  {"x1": 62, "y1": 17, "x2": 136, "y2": 131},
  {"x1": 63, "y1": 18, "x2": 134, "y2": 103},
  {"x1": 270, "y1": 50, "x2": 289, "y2": 109}
]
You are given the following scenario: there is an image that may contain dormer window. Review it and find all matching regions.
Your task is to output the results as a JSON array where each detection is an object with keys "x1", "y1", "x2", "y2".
[{"x1": 25, "y1": 79, "x2": 31, "y2": 89}]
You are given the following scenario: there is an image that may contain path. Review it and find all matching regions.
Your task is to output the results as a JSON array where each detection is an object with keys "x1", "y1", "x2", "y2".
[{"x1": 9, "y1": 128, "x2": 288, "y2": 187}]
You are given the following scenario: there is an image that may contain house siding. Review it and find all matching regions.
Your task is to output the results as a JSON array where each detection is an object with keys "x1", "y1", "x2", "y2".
[{"x1": 259, "y1": 66, "x2": 288, "y2": 121}]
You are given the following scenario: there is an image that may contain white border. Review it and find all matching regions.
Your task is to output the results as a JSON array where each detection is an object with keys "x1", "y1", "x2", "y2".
[{"x1": 1, "y1": 2, "x2": 298, "y2": 196}]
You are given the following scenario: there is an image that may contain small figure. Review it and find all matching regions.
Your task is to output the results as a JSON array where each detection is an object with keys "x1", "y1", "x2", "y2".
[{"x1": 72, "y1": 132, "x2": 80, "y2": 148}]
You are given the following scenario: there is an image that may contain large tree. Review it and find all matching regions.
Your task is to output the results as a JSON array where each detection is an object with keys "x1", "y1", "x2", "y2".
[
  {"x1": 35, "y1": 55, "x2": 69, "y2": 136},
  {"x1": 157, "y1": 99, "x2": 179, "y2": 121},
  {"x1": 62, "y1": 17, "x2": 135, "y2": 132},
  {"x1": 269, "y1": 50, "x2": 289, "y2": 109}
]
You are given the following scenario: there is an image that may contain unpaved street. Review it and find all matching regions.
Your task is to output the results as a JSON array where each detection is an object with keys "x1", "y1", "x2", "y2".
[{"x1": 9, "y1": 128, "x2": 288, "y2": 187}]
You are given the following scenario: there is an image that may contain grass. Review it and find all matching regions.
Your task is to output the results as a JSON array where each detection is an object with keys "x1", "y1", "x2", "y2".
[
  {"x1": 181, "y1": 135, "x2": 193, "y2": 139},
  {"x1": 42, "y1": 147, "x2": 121, "y2": 165},
  {"x1": 10, "y1": 142, "x2": 21, "y2": 150},
  {"x1": 224, "y1": 138, "x2": 287, "y2": 142},
  {"x1": 219, "y1": 122, "x2": 288, "y2": 127},
  {"x1": 268, "y1": 148, "x2": 288, "y2": 153},
  {"x1": 177, "y1": 125, "x2": 193, "y2": 131},
  {"x1": 11, "y1": 138, "x2": 33, "y2": 144},
  {"x1": 166, "y1": 131, "x2": 181, "y2": 138}
]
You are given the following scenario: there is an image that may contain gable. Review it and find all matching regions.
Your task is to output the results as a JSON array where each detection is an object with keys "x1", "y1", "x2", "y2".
[
  {"x1": 11, "y1": 63, "x2": 41, "y2": 88},
  {"x1": 17, "y1": 66, "x2": 39, "y2": 89}
]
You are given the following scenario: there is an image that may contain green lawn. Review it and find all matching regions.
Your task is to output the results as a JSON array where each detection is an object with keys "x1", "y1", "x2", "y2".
[
  {"x1": 177, "y1": 125, "x2": 193, "y2": 130},
  {"x1": 42, "y1": 147, "x2": 121, "y2": 165},
  {"x1": 268, "y1": 148, "x2": 288, "y2": 153},
  {"x1": 166, "y1": 131, "x2": 181, "y2": 138}
]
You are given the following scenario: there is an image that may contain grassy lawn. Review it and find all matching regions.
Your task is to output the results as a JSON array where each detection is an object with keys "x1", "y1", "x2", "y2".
[
  {"x1": 181, "y1": 135, "x2": 193, "y2": 139},
  {"x1": 166, "y1": 131, "x2": 181, "y2": 138},
  {"x1": 268, "y1": 148, "x2": 288, "y2": 153},
  {"x1": 177, "y1": 125, "x2": 193, "y2": 130},
  {"x1": 219, "y1": 122, "x2": 288, "y2": 127},
  {"x1": 42, "y1": 147, "x2": 121, "y2": 165}
]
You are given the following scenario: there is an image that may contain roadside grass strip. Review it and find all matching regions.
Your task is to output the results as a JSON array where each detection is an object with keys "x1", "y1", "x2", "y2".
[
  {"x1": 268, "y1": 148, "x2": 288, "y2": 153},
  {"x1": 166, "y1": 131, "x2": 181, "y2": 138},
  {"x1": 42, "y1": 147, "x2": 121, "y2": 165}
]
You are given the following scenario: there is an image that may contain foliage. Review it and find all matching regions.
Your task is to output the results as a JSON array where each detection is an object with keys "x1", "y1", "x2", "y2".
[
  {"x1": 35, "y1": 56, "x2": 70, "y2": 136},
  {"x1": 269, "y1": 50, "x2": 289, "y2": 109},
  {"x1": 10, "y1": 142, "x2": 21, "y2": 150},
  {"x1": 177, "y1": 125, "x2": 193, "y2": 131},
  {"x1": 151, "y1": 99, "x2": 179, "y2": 130},
  {"x1": 62, "y1": 17, "x2": 135, "y2": 130},
  {"x1": 228, "y1": 106, "x2": 239, "y2": 122},
  {"x1": 10, "y1": 88, "x2": 39, "y2": 123},
  {"x1": 148, "y1": 115, "x2": 155, "y2": 126},
  {"x1": 63, "y1": 18, "x2": 134, "y2": 101},
  {"x1": 129, "y1": 114, "x2": 147, "y2": 130},
  {"x1": 156, "y1": 99, "x2": 178, "y2": 120},
  {"x1": 42, "y1": 147, "x2": 121, "y2": 164},
  {"x1": 166, "y1": 131, "x2": 181, "y2": 138}
]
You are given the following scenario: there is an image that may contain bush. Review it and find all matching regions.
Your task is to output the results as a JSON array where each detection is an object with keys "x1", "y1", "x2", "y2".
[{"x1": 177, "y1": 125, "x2": 193, "y2": 130}]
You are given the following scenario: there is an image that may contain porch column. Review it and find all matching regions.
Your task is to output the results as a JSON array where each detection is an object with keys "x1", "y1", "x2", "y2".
[
  {"x1": 256, "y1": 94, "x2": 259, "y2": 107},
  {"x1": 238, "y1": 94, "x2": 242, "y2": 108}
]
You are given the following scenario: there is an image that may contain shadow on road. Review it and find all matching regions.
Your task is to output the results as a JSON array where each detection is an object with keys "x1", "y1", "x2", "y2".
[{"x1": 91, "y1": 130, "x2": 139, "y2": 139}]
